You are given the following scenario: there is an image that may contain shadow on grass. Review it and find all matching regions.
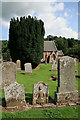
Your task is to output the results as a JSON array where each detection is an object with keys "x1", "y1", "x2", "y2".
[
  {"x1": 76, "y1": 75, "x2": 80, "y2": 79},
  {"x1": 25, "y1": 93, "x2": 33, "y2": 105},
  {"x1": 50, "y1": 76, "x2": 56, "y2": 81},
  {"x1": 0, "y1": 94, "x2": 57, "y2": 107},
  {"x1": 25, "y1": 93, "x2": 57, "y2": 105},
  {"x1": 49, "y1": 96, "x2": 56, "y2": 105},
  {"x1": 20, "y1": 73, "x2": 25, "y2": 75},
  {"x1": 20, "y1": 73, "x2": 34, "y2": 76},
  {"x1": 0, "y1": 93, "x2": 33, "y2": 107},
  {"x1": 0, "y1": 98, "x2": 6, "y2": 107}
]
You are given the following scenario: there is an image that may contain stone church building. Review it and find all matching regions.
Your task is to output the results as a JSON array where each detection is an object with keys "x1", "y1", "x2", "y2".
[{"x1": 43, "y1": 41, "x2": 64, "y2": 63}]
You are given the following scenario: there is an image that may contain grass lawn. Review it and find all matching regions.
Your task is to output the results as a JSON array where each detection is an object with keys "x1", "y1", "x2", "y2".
[
  {"x1": 2, "y1": 106, "x2": 80, "y2": 118},
  {"x1": 0, "y1": 62, "x2": 80, "y2": 119}
]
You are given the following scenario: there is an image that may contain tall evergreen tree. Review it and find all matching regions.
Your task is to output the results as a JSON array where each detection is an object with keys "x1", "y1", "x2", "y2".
[{"x1": 8, "y1": 16, "x2": 45, "y2": 69}]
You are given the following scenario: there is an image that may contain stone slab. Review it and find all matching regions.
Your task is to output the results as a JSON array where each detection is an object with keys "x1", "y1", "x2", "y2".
[
  {"x1": 56, "y1": 91, "x2": 79, "y2": 105},
  {"x1": 0, "y1": 62, "x2": 17, "y2": 89},
  {"x1": 56, "y1": 56, "x2": 79, "y2": 105},
  {"x1": 24, "y1": 63, "x2": 32, "y2": 74},
  {"x1": 4, "y1": 82, "x2": 26, "y2": 107},
  {"x1": 57, "y1": 56, "x2": 77, "y2": 93},
  {"x1": 52, "y1": 60, "x2": 57, "y2": 71}
]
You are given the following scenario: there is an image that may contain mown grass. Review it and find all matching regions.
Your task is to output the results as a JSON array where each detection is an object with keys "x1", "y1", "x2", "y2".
[
  {"x1": 1, "y1": 62, "x2": 80, "y2": 119},
  {"x1": 17, "y1": 64, "x2": 58, "y2": 100},
  {"x1": 2, "y1": 106, "x2": 80, "y2": 118}
]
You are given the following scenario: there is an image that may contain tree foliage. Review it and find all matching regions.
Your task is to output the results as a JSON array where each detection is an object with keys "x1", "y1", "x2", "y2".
[
  {"x1": 2, "y1": 40, "x2": 9, "y2": 61},
  {"x1": 45, "y1": 35, "x2": 80, "y2": 60},
  {"x1": 8, "y1": 16, "x2": 45, "y2": 69}
]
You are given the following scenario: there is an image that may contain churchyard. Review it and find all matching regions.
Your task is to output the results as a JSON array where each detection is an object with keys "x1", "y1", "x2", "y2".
[
  {"x1": 0, "y1": 8, "x2": 80, "y2": 119},
  {"x1": 0, "y1": 58, "x2": 80, "y2": 119}
]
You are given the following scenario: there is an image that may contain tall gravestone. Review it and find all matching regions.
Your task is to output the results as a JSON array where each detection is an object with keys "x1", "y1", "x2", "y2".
[
  {"x1": 24, "y1": 63, "x2": 32, "y2": 75},
  {"x1": 33, "y1": 81, "x2": 49, "y2": 105},
  {"x1": 4, "y1": 82, "x2": 26, "y2": 107},
  {"x1": 16, "y1": 60, "x2": 21, "y2": 72},
  {"x1": 56, "y1": 56, "x2": 79, "y2": 105},
  {"x1": 0, "y1": 62, "x2": 17, "y2": 89}
]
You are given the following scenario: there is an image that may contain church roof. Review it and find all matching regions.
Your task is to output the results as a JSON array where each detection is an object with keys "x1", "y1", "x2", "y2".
[{"x1": 44, "y1": 41, "x2": 57, "y2": 52}]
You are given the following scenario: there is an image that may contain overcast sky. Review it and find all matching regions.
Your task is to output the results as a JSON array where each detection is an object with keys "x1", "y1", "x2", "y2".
[{"x1": 0, "y1": 0, "x2": 80, "y2": 40}]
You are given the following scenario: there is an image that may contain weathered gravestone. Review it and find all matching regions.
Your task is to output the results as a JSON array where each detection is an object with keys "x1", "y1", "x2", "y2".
[
  {"x1": 6, "y1": 51, "x2": 11, "y2": 61},
  {"x1": 74, "y1": 58, "x2": 77, "y2": 67},
  {"x1": 4, "y1": 82, "x2": 26, "y2": 107},
  {"x1": 52, "y1": 59, "x2": 57, "y2": 71},
  {"x1": 56, "y1": 56, "x2": 79, "y2": 105},
  {"x1": 0, "y1": 56, "x2": 3, "y2": 63},
  {"x1": 33, "y1": 81, "x2": 49, "y2": 105},
  {"x1": 45, "y1": 54, "x2": 47, "y2": 64},
  {"x1": 0, "y1": 62, "x2": 17, "y2": 89},
  {"x1": 16, "y1": 60, "x2": 21, "y2": 72},
  {"x1": 24, "y1": 63, "x2": 32, "y2": 75},
  {"x1": 49, "y1": 55, "x2": 52, "y2": 64}
]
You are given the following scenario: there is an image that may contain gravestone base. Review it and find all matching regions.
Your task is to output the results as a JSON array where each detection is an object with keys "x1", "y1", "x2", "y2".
[
  {"x1": 17, "y1": 68, "x2": 21, "y2": 72},
  {"x1": 52, "y1": 69, "x2": 56, "y2": 71},
  {"x1": 6, "y1": 98, "x2": 26, "y2": 107},
  {"x1": 25, "y1": 72, "x2": 32, "y2": 75},
  {"x1": 52, "y1": 64, "x2": 57, "y2": 71},
  {"x1": 56, "y1": 90, "x2": 79, "y2": 105}
]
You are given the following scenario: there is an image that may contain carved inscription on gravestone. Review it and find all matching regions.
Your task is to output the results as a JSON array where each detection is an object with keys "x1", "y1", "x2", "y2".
[{"x1": 33, "y1": 81, "x2": 49, "y2": 105}]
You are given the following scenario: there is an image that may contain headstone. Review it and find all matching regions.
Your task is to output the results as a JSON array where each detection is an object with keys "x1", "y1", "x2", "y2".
[
  {"x1": 10, "y1": 58, "x2": 12, "y2": 62},
  {"x1": 49, "y1": 55, "x2": 52, "y2": 64},
  {"x1": 56, "y1": 56, "x2": 79, "y2": 105},
  {"x1": 0, "y1": 62, "x2": 17, "y2": 89},
  {"x1": 52, "y1": 60, "x2": 57, "y2": 71},
  {"x1": 45, "y1": 54, "x2": 47, "y2": 64},
  {"x1": 74, "y1": 58, "x2": 77, "y2": 67},
  {"x1": 0, "y1": 56, "x2": 3, "y2": 63},
  {"x1": 16, "y1": 60, "x2": 21, "y2": 72},
  {"x1": 33, "y1": 81, "x2": 49, "y2": 105},
  {"x1": 6, "y1": 52, "x2": 11, "y2": 61},
  {"x1": 4, "y1": 82, "x2": 26, "y2": 107},
  {"x1": 24, "y1": 63, "x2": 32, "y2": 75}
]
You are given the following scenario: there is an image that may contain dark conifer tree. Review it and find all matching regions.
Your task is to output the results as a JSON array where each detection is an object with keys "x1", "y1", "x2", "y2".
[{"x1": 8, "y1": 15, "x2": 45, "y2": 69}]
